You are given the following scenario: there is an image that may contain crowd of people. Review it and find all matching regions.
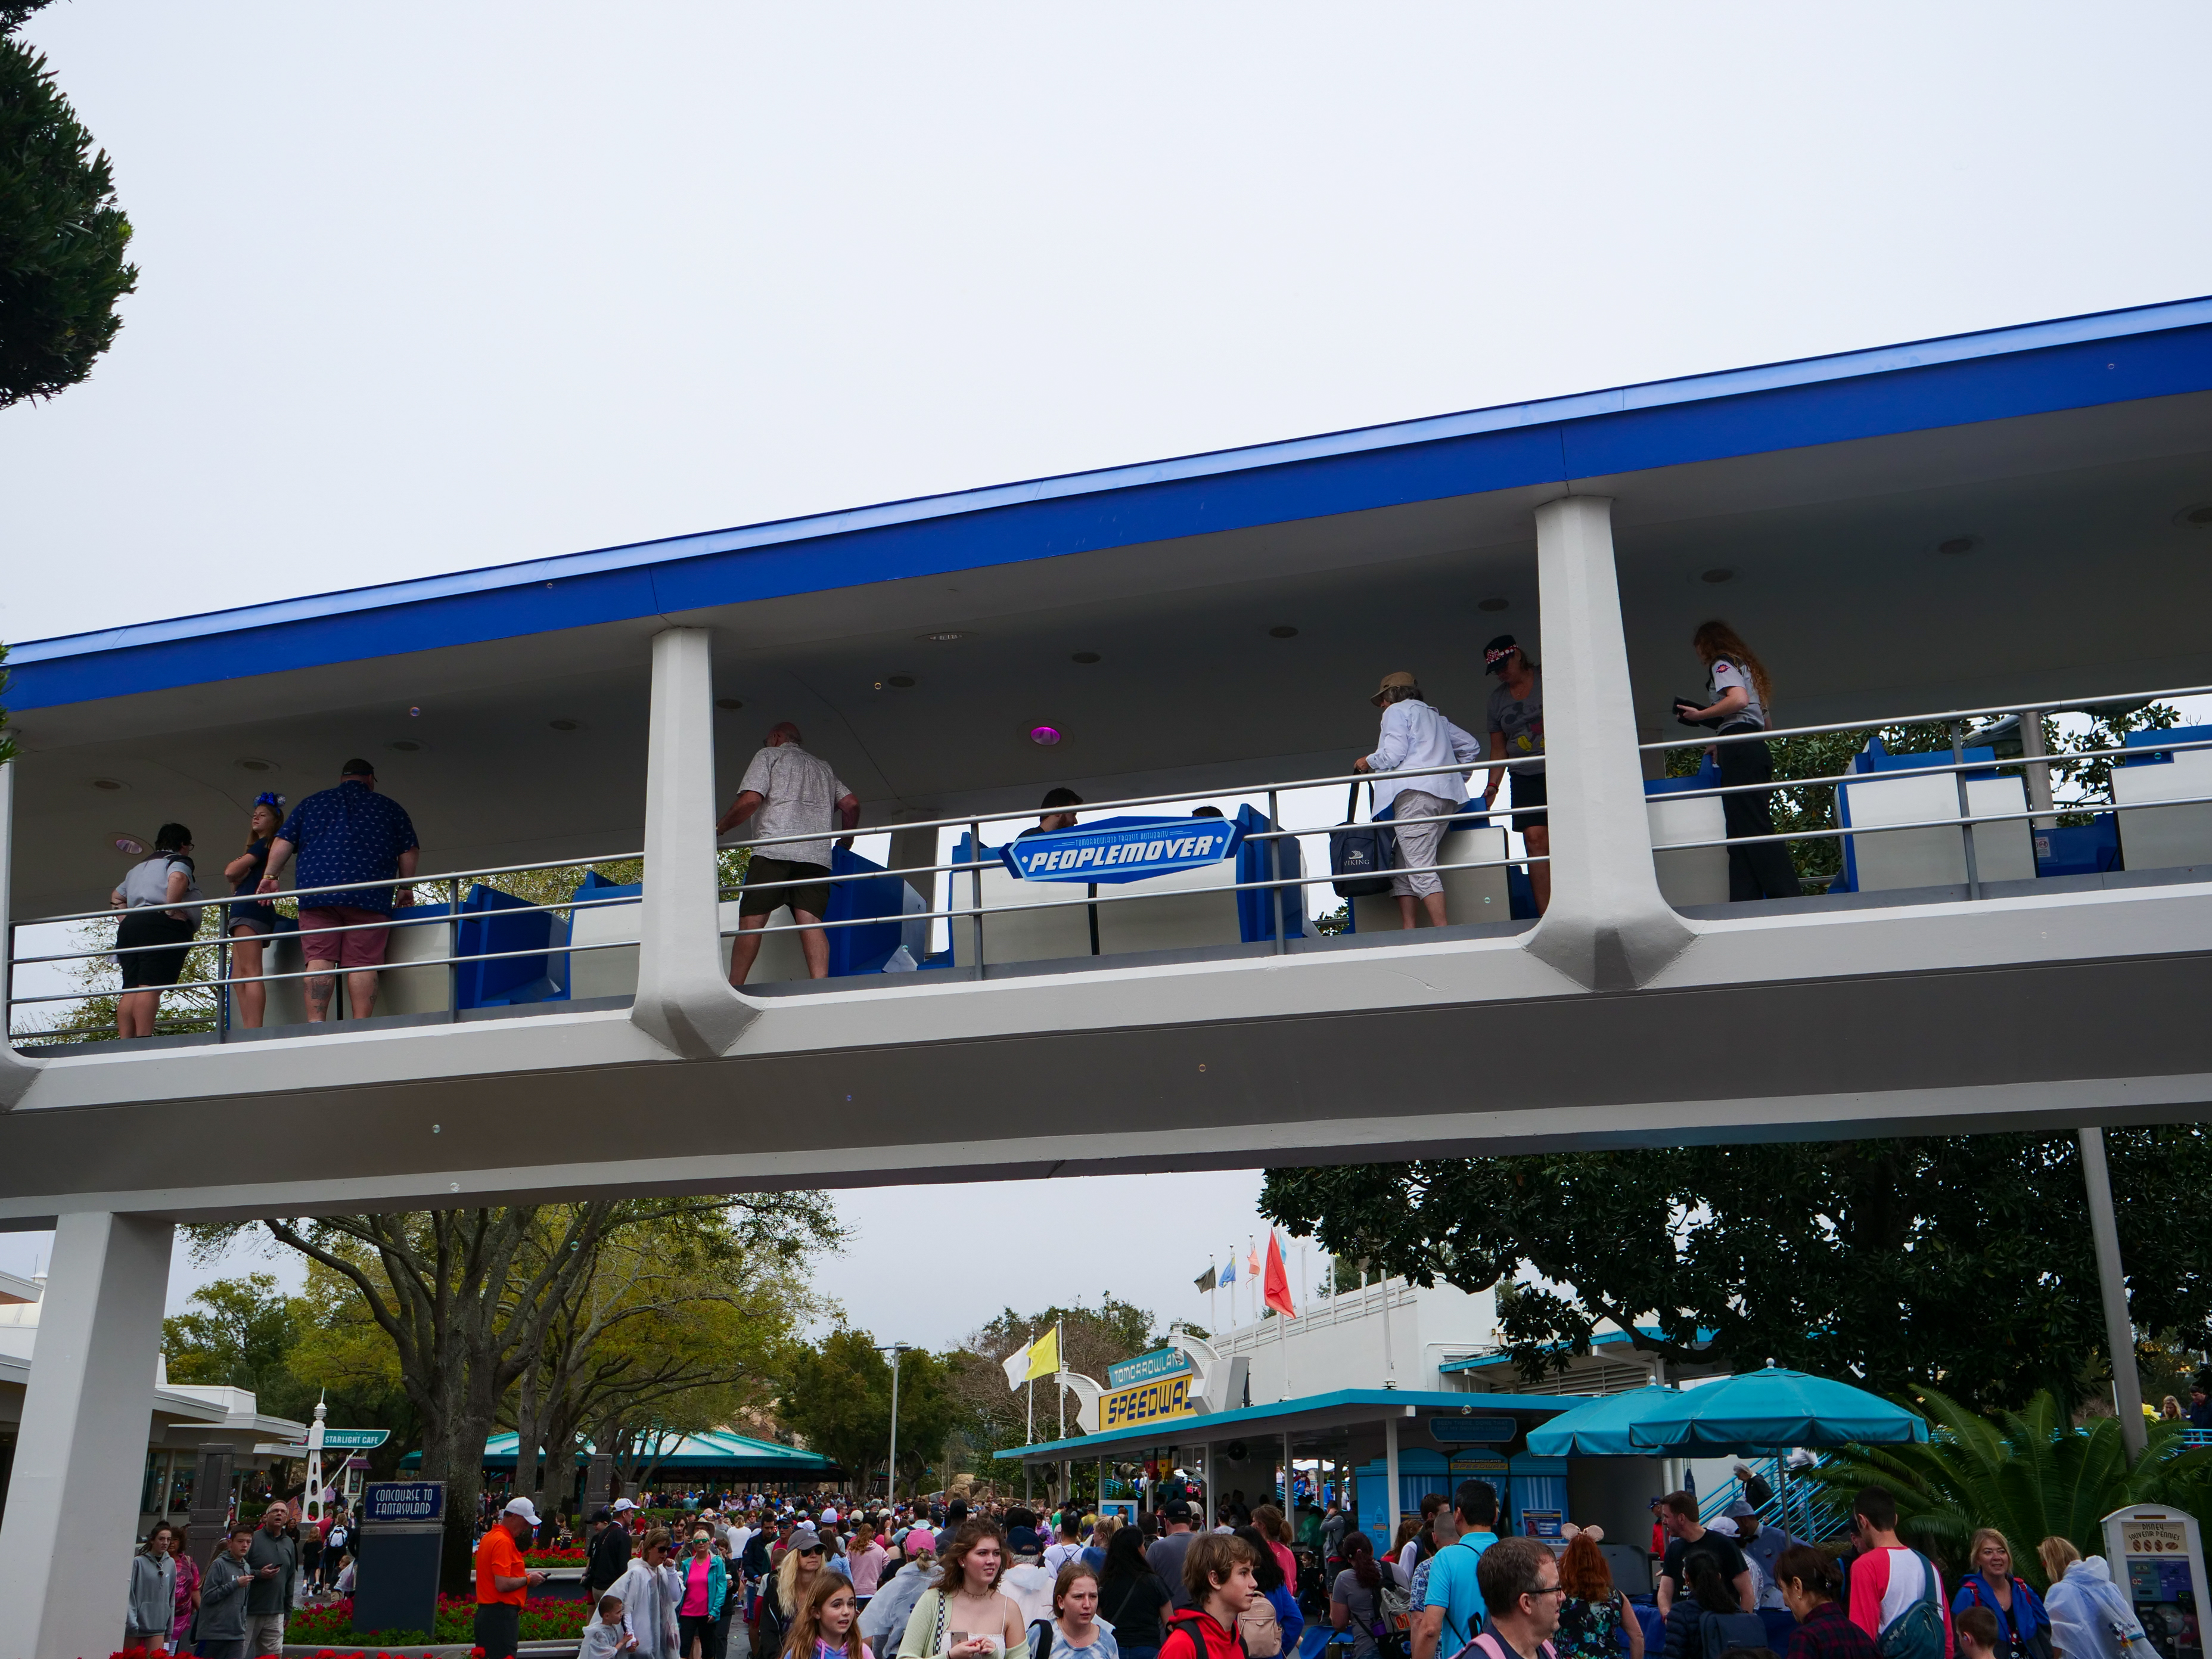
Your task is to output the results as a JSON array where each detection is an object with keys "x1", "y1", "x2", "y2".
[{"x1": 100, "y1": 619, "x2": 1798, "y2": 1033}]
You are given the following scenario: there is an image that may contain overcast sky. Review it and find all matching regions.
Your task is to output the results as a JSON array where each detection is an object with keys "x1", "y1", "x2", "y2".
[{"x1": 5, "y1": 2, "x2": 2210, "y2": 1339}]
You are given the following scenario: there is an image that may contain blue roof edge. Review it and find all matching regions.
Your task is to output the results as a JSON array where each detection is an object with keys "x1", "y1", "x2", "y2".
[{"x1": 13, "y1": 292, "x2": 2212, "y2": 707}]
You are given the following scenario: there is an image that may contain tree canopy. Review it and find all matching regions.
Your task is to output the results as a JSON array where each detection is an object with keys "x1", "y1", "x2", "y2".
[
  {"x1": 1, "y1": 1, "x2": 137, "y2": 406},
  {"x1": 1260, "y1": 1127, "x2": 2212, "y2": 1411},
  {"x1": 778, "y1": 1331, "x2": 957, "y2": 1499}
]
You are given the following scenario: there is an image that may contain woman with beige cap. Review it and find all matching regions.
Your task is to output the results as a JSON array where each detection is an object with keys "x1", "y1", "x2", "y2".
[{"x1": 1352, "y1": 670, "x2": 1483, "y2": 930}]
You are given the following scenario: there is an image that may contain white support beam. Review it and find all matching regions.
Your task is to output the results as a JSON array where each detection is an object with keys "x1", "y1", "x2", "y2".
[
  {"x1": 0, "y1": 1210, "x2": 173, "y2": 1659},
  {"x1": 0, "y1": 762, "x2": 44, "y2": 1109},
  {"x1": 1526, "y1": 495, "x2": 1696, "y2": 989},
  {"x1": 630, "y1": 627, "x2": 761, "y2": 1058}
]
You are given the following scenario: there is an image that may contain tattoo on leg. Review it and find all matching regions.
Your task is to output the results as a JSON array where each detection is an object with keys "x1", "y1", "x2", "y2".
[{"x1": 307, "y1": 974, "x2": 334, "y2": 1016}]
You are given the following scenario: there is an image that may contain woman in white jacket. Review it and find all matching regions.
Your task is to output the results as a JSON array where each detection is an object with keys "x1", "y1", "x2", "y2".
[
  {"x1": 2039, "y1": 1539, "x2": 2157, "y2": 1659},
  {"x1": 614, "y1": 1530, "x2": 685, "y2": 1659}
]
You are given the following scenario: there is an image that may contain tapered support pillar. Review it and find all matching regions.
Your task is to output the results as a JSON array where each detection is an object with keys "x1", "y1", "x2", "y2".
[
  {"x1": 0, "y1": 1211, "x2": 173, "y2": 1659},
  {"x1": 1523, "y1": 496, "x2": 1695, "y2": 989},
  {"x1": 2080, "y1": 1127, "x2": 2148, "y2": 1462},
  {"x1": 630, "y1": 627, "x2": 761, "y2": 1058},
  {"x1": 0, "y1": 762, "x2": 44, "y2": 1109}
]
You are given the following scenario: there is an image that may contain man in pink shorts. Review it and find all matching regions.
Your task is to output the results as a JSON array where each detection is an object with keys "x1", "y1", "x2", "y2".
[{"x1": 258, "y1": 757, "x2": 420, "y2": 1022}]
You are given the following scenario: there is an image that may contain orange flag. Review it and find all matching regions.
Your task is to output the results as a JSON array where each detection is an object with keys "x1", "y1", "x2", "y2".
[{"x1": 1263, "y1": 1231, "x2": 1296, "y2": 1318}]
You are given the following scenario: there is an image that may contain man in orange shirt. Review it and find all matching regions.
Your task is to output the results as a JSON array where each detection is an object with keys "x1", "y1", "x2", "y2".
[{"x1": 476, "y1": 1496, "x2": 548, "y2": 1659}]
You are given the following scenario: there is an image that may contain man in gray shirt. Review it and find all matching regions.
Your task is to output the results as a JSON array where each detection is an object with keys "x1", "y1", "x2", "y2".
[
  {"x1": 716, "y1": 722, "x2": 859, "y2": 984},
  {"x1": 244, "y1": 1500, "x2": 299, "y2": 1657},
  {"x1": 1148, "y1": 1501, "x2": 1201, "y2": 1608}
]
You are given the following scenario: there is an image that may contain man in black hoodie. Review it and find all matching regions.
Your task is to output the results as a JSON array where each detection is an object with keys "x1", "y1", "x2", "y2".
[{"x1": 588, "y1": 1507, "x2": 635, "y2": 1602}]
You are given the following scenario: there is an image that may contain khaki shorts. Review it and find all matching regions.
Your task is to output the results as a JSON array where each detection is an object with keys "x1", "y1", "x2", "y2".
[{"x1": 1389, "y1": 790, "x2": 1455, "y2": 899}]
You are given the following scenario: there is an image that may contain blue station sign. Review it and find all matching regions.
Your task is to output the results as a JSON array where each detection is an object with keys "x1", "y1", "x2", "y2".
[
  {"x1": 362, "y1": 1480, "x2": 445, "y2": 1524},
  {"x1": 1001, "y1": 815, "x2": 1244, "y2": 885}
]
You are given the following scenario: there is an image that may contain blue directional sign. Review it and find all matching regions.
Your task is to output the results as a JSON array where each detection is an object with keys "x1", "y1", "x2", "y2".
[{"x1": 1001, "y1": 815, "x2": 1244, "y2": 885}]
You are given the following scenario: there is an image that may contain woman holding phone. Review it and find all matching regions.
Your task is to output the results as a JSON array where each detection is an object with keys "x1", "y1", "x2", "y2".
[
  {"x1": 897, "y1": 1523, "x2": 1029, "y2": 1659},
  {"x1": 1674, "y1": 620, "x2": 1801, "y2": 902},
  {"x1": 222, "y1": 792, "x2": 285, "y2": 1029}
]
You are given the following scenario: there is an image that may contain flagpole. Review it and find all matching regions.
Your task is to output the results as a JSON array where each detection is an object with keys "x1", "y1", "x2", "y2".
[
  {"x1": 1057, "y1": 1317, "x2": 1067, "y2": 1509},
  {"x1": 1026, "y1": 1324, "x2": 1034, "y2": 1502},
  {"x1": 1209, "y1": 1254, "x2": 1217, "y2": 1334}
]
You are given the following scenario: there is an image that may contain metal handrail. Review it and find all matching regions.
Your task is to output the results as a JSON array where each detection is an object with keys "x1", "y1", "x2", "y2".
[
  {"x1": 1648, "y1": 734, "x2": 2212, "y2": 804},
  {"x1": 1651, "y1": 788, "x2": 2212, "y2": 855},
  {"x1": 1641, "y1": 678, "x2": 2212, "y2": 753}
]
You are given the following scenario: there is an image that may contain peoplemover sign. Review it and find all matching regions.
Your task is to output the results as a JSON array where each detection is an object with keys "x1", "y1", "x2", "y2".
[{"x1": 1001, "y1": 815, "x2": 1243, "y2": 884}]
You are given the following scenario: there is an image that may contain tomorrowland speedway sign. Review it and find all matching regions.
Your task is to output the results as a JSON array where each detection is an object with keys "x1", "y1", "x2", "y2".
[{"x1": 1001, "y1": 815, "x2": 1244, "y2": 883}]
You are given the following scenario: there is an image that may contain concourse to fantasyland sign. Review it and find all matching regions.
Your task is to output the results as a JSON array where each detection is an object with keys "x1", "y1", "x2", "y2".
[{"x1": 1002, "y1": 815, "x2": 1244, "y2": 884}]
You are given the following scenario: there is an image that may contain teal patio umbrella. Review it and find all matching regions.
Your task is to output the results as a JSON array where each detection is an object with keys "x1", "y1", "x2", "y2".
[
  {"x1": 1526, "y1": 1383, "x2": 1689, "y2": 1458},
  {"x1": 1627, "y1": 1366, "x2": 1928, "y2": 1453}
]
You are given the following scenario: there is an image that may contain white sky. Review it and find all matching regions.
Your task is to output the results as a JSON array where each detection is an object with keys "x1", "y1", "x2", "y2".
[{"x1": 5, "y1": 2, "x2": 2211, "y2": 1340}]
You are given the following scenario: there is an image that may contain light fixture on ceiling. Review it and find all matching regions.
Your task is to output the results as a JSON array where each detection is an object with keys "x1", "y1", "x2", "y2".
[
  {"x1": 1267, "y1": 625, "x2": 1299, "y2": 639},
  {"x1": 1477, "y1": 597, "x2": 1509, "y2": 612},
  {"x1": 1071, "y1": 651, "x2": 1101, "y2": 664},
  {"x1": 549, "y1": 719, "x2": 582, "y2": 732},
  {"x1": 90, "y1": 778, "x2": 124, "y2": 791},
  {"x1": 886, "y1": 674, "x2": 916, "y2": 689},
  {"x1": 1030, "y1": 725, "x2": 1062, "y2": 746},
  {"x1": 1700, "y1": 568, "x2": 1735, "y2": 584},
  {"x1": 111, "y1": 832, "x2": 147, "y2": 856},
  {"x1": 1935, "y1": 534, "x2": 1980, "y2": 555},
  {"x1": 235, "y1": 757, "x2": 275, "y2": 772},
  {"x1": 387, "y1": 740, "x2": 424, "y2": 753},
  {"x1": 2174, "y1": 503, "x2": 2212, "y2": 528},
  {"x1": 716, "y1": 697, "x2": 744, "y2": 711},
  {"x1": 918, "y1": 630, "x2": 975, "y2": 643}
]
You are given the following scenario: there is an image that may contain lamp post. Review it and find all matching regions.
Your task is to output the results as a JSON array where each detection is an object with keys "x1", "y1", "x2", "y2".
[{"x1": 877, "y1": 1344, "x2": 911, "y2": 1503}]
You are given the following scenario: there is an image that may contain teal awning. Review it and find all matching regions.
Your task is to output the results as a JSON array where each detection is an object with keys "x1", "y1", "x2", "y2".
[
  {"x1": 1523, "y1": 1383, "x2": 1684, "y2": 1457},
  {"x1": 400, "y1": 1430, "x2": 839, "y2": 1475},
  {"x1": 1627, "y1": 1368, "x2": 1928, "y2": 1452}
]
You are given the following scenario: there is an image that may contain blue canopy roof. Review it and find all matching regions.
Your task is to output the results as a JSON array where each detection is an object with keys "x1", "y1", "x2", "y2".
[
  {"x1": 1523, "y1": 1382, "x2": 1686, "y2": 1457},
  {"x1": 401, "y1": 1430, "x2": 839, "y2": 1474},
  {"x1": 1627, "y1": 1368, "x2": 1929, "y2": 1453}
]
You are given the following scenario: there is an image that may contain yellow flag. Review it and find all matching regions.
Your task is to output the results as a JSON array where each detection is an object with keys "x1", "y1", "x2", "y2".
[{"x1": 1026, "y1": 1324, "x2": 1060, "y2": 1380}]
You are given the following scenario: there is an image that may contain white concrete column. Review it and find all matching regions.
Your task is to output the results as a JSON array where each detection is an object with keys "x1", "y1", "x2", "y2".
[
  {"x1": 630, "y1": 627, "x2": 761, "y2": 1058},
  {"x1": 0, "y1": 761, "x2": 45, "y2": 1109},
  {"x1": 1382, "y1": 1412, "x2": 1401, "y2": 1551},
  {"x1": 1524, "y1": 495, "x2": 1695, "y2": 989},
  {"x1": 0, "y1": 1210, "x2": 173, "y2": 1659}
]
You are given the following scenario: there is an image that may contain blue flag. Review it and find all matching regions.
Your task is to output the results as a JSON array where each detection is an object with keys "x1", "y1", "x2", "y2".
[{"x1": 1219, "y1": 1254, "x2": 1237, "y2": 1285}]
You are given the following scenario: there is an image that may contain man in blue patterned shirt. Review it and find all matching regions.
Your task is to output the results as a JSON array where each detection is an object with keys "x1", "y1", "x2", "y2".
[{"x1": 258, "y1": 757, "x2": 420, "y2": 1021}]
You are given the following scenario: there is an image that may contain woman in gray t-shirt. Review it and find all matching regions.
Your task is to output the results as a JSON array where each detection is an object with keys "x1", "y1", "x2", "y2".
[
  {"x1": 109, "y1": 822, "x2": 203, "y2": 1040},
  {"x1": 1329, "y1": 1534, "x2": 1402, "y2": 1659}
]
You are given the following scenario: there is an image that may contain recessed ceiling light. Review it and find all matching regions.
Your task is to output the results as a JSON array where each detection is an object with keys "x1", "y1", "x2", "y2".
[
  {"x1": 1701, "y1": 568, "x2": 1735, "y2": 584},
  {"x1": 886, "y1": 674, "x2": 917, "y2": 689},
  {"x1": 918, "y1": 630, "x2": 975, "y2": 643},
  {"x1": 548, "y1": 719, "x2": 582, "y2": 732},
  {"x1": 90, "y1": 778, "x2": 124, "y2": 791},
  {"x1": 235, "y1": 757, "x2": 275, "y2": 772},
  {"x1": 1935, "y1": 535, "x2": 1979, "y2": 555},
  {"x1": 1030, "y1": 726, "x2": 1062, "y2": 746},
  {"x1": 1268, "y1": 625, "x2": 1299, "y2": 639},
  {"x1": 716, "y1": 697, "x2": 744, "y2": 710},
  {"x1": 1071, "y1": 651, "x2": 1101, "y2": 664},
  {"x1": 1477, "y1": 598, "x2": 1509, "y2": 613},
  {"x1": 111, "y1": 832, "x2": 147, "y2": 856},
  {"x1": 387, "y1": 740, "x2": 424, "y2": 753},
  {"x1": 2175, "y1": 503, "x2": 2212, "y2": 528}
]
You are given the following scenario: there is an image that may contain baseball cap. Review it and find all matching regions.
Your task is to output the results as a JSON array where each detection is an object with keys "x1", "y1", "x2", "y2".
[
  {"x1": 1483, "y1": 635, "x2": 1520, "y2": 675},
  {"x1": 906, "y1": 1530, "x2": 937, "y2": 1557},
  {"x1": 1370, "y1": 670, "x2": 1418, "y2": 707},
  {"x1": 340, "y1": 757, "x2": 377, "y2": 778},
  {"x1": 1164, "y1": 1500, "x2": 1193, "y2": 1523},
  {"x1": 612, "y1": 1498, "x2": 638, "y2": 1513},
  {"x1": 1706, "y1": 1515, "x2": 1739, "y2": 1537},
  {"x1": 504, "y1": 1496, "x2": 542, "y2": 1527},
  {"x1": 789, "y1": 1525, "x2": 825, "y2": 1553},
  {"x1": 1724, "y1": 1500, "x2": 1757, "y2": 1520}
]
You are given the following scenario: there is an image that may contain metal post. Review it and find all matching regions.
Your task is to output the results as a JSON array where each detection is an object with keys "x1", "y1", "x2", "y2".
[
  {"x1": 448, "y1": 876, "x2": 462, "y2": 1023},
  {"x1": 887, "y1": 1346, "x2": 902, "y2": 1504},
  {"x1": 968, "y1": 821, "x2": 986, "y2": 977},
  {"x1": 1383, "y1": 1413, "x2": 1401, "y2": 1552},
  {"x1": 1952, "y1": 721, "x2": 1983, "y2": 900},
  {"x1": 1269, "y1": 788, "x2": 1287, "y2": 955},
  {"x1": 2080, "y1": 1127, "x2": 2148, "y2": 1462},
  {"x1": 2020, "y1": 708, "x2": 2056, "y2": 830}
]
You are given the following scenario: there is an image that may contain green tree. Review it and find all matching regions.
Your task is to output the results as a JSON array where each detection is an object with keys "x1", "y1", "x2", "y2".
[
  {"x1": 164, "y1": 1272, "x2": 315, "y2": 1418},
  {"x1": 1804, "y1": 1385, "x2": 2212, "y2": 1584},
  {"x1": 1, "y1": 1, "x2": 138, "y2": 406},
  {"x1": 778, "y1": 1331, "x2": 958, "y2": 1501},
  {"x1": 1260, "y1": 1129, "x2": 2212, "y2": 1412},
  {"x1": 940, "y1": 1298, "x2": 1163, "y2": 1477},
  {"x1": 195, "y1": 1190, "x2": 839, "y2": 1590}
]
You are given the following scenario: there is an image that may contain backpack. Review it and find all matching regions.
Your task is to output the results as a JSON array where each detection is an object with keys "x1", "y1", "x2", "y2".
[
  {"x1": 1031, "y1": 1619, "x2": 1055, "y2": 1659},
  {"x1": 1164, "y1": 1608, "x2": 1248, "y2": 1659},
  {"x1": 1239, "y1": 1593, "x2": 1282, "y2": 1657},
  {"x1": 1698, "y1": 1610, "x2": 1767, "y2": 1659},
  {"x1": 1875, "y1": 1554, "x2": 1947, "y2": 1659}
]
